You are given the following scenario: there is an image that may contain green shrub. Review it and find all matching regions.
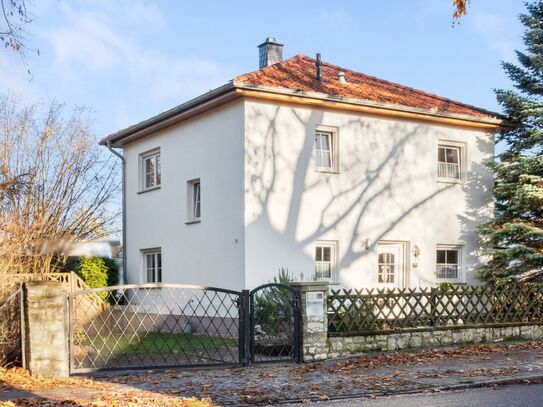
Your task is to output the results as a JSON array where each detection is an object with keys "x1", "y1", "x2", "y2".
[
  {"x1": 76, "y1": 257, "x2": 108, "y2": 290},
  {"x1": 102, "y1": 257, "x2": 120, "y2": 287},
  {"x1": 254, "y1": 268, "x2": 294, "y2": 331}
]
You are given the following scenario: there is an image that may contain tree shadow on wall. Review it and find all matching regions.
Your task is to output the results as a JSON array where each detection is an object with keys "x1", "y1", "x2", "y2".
[{"x1": 244, "y1": 104, "x2": 455, "y2": 286}]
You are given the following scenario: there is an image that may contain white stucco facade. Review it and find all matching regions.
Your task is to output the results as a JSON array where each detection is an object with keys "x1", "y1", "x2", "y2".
[{"x1": 122, "y1": 98, "x2": 494, "y2": 290}]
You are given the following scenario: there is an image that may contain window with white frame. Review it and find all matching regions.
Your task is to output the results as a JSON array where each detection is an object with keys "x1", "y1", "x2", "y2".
[
  {"x1": 187, "y1": 179, "x2": 201, "y2": 223},
  {"x1": 437, "y1": 145, "x2": 462, "y2": 180},
  {"x1": 314, "y1": 241, "x2": 337, "y2": 281},
  {"x1": 436, "y1": 246, "x2": 461, "y2": 280},
  {"x1": 143, "y1": 249, "x2": 162, "y2": 283},
  {"x1": 141, "y1": 149, "x2": 161, "y2": 190},
  {"x1": 314, "y1": 129, "x2": 338, "y2": 172}
]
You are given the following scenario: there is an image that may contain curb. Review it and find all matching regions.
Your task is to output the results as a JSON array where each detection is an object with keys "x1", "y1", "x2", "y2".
[{"x1": 255, "y1": 373, "x2": 543, "y2": 406}]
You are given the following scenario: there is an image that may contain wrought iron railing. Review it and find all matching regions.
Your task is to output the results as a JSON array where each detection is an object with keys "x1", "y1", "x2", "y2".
[
  {"x1": 0, "y1": 286, "x2": 24, "y2": 367},
  {"x1": 69, "y1": 284, "x2": 243, "y2": 372},
  {"x1": 328, "y1": 282, "x2": 543, "y2": 336}
]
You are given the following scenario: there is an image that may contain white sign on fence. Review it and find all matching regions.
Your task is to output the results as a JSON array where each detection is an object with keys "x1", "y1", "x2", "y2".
[{"x1": 306, "y1": 291, "x2": 324, "y2": 317}]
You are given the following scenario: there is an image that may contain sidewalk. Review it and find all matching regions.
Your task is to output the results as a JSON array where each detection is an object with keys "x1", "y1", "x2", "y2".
[{"x1": 1, "y1": 341, "x2": 543, "y2": 406}]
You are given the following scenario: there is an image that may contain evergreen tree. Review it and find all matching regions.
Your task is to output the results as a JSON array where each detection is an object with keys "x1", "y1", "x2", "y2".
[{"x1": 478, "y1": 1, "x2": 543, "y2": 280}]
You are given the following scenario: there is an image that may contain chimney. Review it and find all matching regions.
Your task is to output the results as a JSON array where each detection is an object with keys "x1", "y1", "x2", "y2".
[
  {"x1": 258, "y1": 37, "x2": 283, "y2": 69},
  {"x1": 316, "y1": 53, "x2": 322, "y2": 81},
  {"x1": 338, "y1": 71, "x2": 347, "y2": 84}
]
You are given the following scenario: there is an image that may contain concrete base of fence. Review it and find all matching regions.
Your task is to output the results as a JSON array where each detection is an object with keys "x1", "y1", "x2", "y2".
[
  {"x1": 307, "y1": 325, "x2": 543, "y2": 360},
  {"x1": 24, "y1": 281, "x2": 69, "y2": 378}
]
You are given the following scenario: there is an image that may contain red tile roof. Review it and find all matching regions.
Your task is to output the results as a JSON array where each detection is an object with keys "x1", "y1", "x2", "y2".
[{"x1": 234, "y1": 54, "x2": 498, "y2": 119}]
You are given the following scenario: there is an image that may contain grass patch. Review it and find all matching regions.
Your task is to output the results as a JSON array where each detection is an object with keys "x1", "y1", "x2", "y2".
[{"x1": 82, "y1": 332, "x2": 237, "y2": 355}]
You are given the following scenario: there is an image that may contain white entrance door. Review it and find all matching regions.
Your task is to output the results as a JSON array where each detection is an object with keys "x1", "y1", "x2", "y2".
[{"x1": 377, "y1": 242, "x2": 405, "y2": 288}]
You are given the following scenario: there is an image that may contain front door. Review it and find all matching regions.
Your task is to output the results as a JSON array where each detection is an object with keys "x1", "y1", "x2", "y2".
[{"x1": 377, "y1": 242, "x2": 405, "y2": 288}]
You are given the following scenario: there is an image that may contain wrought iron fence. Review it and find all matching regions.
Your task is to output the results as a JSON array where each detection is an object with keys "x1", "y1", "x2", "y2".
[
  {"x1": 69, "y1": 284, "x2": 242, "y2": 372},
  {"x1": 328, "y1": 282, "x2": 543, "y2": 336},
  {"x1": 250, "y1": 283, "x2": 301, "y2": 364},
  {"x1": 0, "y1": 285, "x2": 24, "y2": 367}
]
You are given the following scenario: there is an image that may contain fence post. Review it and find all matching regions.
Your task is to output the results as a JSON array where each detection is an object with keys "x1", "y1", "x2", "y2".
[
  {"x1": 290, "y1": 282, "x2": 329, "y2": 362},
  {"x1": 23, "y1": 281, "x2": 69, "y2": 377},
  {"x1": 239, "y1": 289, "x2": 250, "y2": 366}
]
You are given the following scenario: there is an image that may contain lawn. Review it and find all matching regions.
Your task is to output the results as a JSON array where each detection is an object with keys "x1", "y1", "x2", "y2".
[{"x1": 80, "y1": 332, "x2": 237, "y2": 355}]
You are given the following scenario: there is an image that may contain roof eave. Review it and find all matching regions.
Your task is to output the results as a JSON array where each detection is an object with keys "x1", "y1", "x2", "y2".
[
  {"x1": 99, "y1": 82, "x2": 237, "y2": 147},
  {"x1": 233, "y1": 83, "x2": 512, "y2": 129}
]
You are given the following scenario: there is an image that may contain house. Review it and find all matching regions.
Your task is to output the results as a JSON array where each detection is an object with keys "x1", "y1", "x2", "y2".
[{"x1": 100, "y1": 38, "x2": 507, "y2": 290}]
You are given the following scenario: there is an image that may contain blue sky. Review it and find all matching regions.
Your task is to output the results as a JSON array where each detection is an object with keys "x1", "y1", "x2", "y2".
[{"x1": 0, "y1": 0, "x2": 527, "y2": 139}]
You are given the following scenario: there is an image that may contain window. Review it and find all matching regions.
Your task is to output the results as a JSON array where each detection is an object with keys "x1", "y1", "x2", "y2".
[
  {"x1": 436, "y1": 247, "x2": 460, "y2": 280},
  {"x1": 141, "y1": 149, "x2": 161, "y2": 190},
  {"x1": 378, "y1": 252, "x2": 396, "y2": 284},
  {"x1": 314, "y1": 241, "x2": 337, "y2": 281},
  {"x1": 187, "y1": 179, "x2": 201, "y2": 223},
  {"x1": 438, "y1": 145, "x2": 462, "y2": 180},
  {"x1": 314, "y1": 128, "x2": 338, "y2": 172},
  {"x1": 144, "y1": 249, "x2": 162, "y2": 283}
]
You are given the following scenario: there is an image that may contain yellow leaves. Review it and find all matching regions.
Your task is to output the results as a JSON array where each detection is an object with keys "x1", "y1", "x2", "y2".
[{"x1": 453, "y1": 0, "x2": 469, "y2": 20}]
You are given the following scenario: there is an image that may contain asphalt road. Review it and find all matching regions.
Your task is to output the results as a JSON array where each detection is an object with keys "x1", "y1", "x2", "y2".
[{"x1": 281, "y1": 383, "x2": 543, "y2": 407}]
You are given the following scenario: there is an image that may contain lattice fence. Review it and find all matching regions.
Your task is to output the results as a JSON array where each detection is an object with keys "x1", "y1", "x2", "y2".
[{"x1": 328, "y1": 282, "x2": 543, "y2": 336}]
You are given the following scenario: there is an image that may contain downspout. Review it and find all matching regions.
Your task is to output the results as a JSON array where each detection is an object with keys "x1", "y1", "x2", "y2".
[{"x1": 106, "y1": 141, "x2": 128, "y2": 284}]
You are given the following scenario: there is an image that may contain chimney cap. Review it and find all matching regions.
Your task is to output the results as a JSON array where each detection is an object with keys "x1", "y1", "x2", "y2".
[{"x1": 258, "y1": 37, "x2": 284, "y2": 47}]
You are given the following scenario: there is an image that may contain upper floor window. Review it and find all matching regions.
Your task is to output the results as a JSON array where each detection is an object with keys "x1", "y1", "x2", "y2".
[
  {"x1": 314, "y1": 241, "x2": 337, "y2": 281},
  {"x1": 186, "y1": 178, "x2": 201, "y2": 223},
  {"x1": 144, "y1": 249, "x2": 162, "y2": 283},
  {"x1": 436, "y1": 246, "x2": 460, "y2": 280},
  {"x1": 437, "y1": 145, "x2": 462, "y2": 181},
  {"x1": 314, "y1": 127, "x2": 339, "y2": 173},
  {"x1": 141, "y1": 149, "x2": 161, "y2": 191}
]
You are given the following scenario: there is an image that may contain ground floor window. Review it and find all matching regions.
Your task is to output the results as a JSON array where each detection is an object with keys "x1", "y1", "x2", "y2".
[
  {"x1": 143, "y1": 249, "x2": 162, "y2": 283},
  {"x1": 436, "y1": 246, "x2": 460, "y2": 280},
  {"x1": 314, "y1": 241, "x2": 337, "y2": 281}
]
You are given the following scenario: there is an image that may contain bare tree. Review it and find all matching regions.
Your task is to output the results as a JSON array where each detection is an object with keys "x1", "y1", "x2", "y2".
[{"x1": 0, "y1": 96, "x2": 120, "y2": 274}]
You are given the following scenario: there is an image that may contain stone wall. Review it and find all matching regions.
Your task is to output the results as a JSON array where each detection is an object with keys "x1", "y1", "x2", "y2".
[{"x1": 303, "y1": 325, "x2": 543, "y2": 361}]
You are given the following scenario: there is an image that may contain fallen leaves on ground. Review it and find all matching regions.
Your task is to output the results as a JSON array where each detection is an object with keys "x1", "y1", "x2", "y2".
[
  {"x1": 0, "y1": 368, "x2": 214, "y2": 406},
  {"x1": 322, "y1": 341, "x2": 543, "y2": 372}
]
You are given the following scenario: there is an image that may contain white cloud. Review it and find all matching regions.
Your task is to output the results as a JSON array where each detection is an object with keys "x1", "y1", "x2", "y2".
[{"x1": 43, "y1": 1, "x2": 232, "y2": 121}]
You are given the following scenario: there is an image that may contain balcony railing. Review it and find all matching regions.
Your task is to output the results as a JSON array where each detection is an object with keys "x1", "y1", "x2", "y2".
[{"x1": 438, "y1": 162, "x2": 460, "y2": 180}]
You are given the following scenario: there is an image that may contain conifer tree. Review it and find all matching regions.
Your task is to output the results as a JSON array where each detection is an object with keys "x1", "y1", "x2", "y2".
[{"x1": 478, "y1": 1, "x2": 543, "y2": 280}]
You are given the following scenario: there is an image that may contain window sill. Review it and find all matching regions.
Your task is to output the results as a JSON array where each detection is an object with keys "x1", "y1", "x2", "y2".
[
  {"x1": 437, "y1": 178, "x2": 466, "y2": 185},
  {"x1": 138, "y1": 186, "x2": 161, "y2": 194},
  {"x1": 315, "y1": 168, "x2": 340, "y2": 174},
  {"x1": 185, "y1": 219, "x2": 201, "y2": 225}
]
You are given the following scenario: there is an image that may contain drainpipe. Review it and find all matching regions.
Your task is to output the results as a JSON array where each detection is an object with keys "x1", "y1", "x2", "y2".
[{"x1": 106, "y1": 141, "x2": 128, "y2": 284}]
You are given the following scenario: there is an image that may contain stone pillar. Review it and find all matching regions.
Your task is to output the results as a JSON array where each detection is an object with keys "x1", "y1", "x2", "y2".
[
  {"x1": 290, "y1": 282, "x2": 329, "y2": 362},
  {"x1": 24, "y1": 281, "x2": 69, "y2": 378}
]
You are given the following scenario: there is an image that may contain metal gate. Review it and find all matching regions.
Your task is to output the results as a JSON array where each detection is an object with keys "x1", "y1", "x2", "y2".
[
  {"x1": 249, "y1": 284, "x2": 302, "y2": 364},
  {"x1": 68, "y1": 283, "x2": 301, "y2": 373}
]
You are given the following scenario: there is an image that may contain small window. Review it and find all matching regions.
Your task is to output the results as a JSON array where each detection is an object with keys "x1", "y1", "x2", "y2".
[
  {"x1": 438, "y1": 145, "x2": 462, "y2": 180},
  {"x1": 314, "y1": 129, "x2": 338, "y2": 172},
  {"x1": 141, "y1": 149, "x2": 161, "y2": 190},
  {"x1": 314, "y1": 241, "x2": 337, "y2": 281},
  {"x1": 436, "y1": 247, "x2": 460, "y2": 280},
  {"x1": 187, "y1": 179, "x2": 201, "y2": 223},
  {"x1": 144, "y1": 249, "x2": 162, "y2": 283}
]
